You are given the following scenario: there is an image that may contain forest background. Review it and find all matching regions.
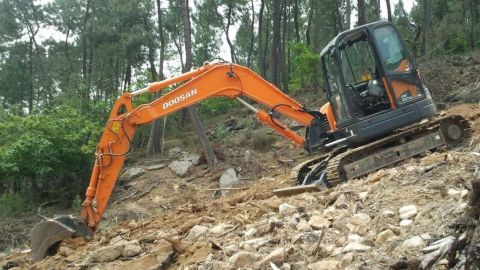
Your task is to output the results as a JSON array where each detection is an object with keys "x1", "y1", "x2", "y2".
[{"x1": 0, "y1": 0, "x2": 478, "y2": 215}]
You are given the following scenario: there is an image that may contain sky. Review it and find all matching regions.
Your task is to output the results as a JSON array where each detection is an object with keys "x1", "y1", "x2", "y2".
[{"x1": 35, "y1": 0, "x2": 416, "y2": 78}]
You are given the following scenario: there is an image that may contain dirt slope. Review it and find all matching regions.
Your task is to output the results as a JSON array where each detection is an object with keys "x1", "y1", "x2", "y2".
[{"x1": 0, "y1": 103, "x2": 478, "y2": 270}]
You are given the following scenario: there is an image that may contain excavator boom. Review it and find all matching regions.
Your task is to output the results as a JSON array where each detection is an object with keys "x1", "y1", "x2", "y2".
[{"x1": 30, "y1": 62, "x2": 325, "y2": 261}]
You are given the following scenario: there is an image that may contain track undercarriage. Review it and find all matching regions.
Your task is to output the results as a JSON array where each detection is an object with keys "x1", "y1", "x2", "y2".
[{"x1": 273, "y1": 115, "x2": 471, "y2": 196}]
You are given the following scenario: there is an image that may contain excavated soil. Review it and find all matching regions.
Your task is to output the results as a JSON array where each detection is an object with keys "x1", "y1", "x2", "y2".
[{"x1": 0, "y1": 103, "x2": 478, "y2": 270}]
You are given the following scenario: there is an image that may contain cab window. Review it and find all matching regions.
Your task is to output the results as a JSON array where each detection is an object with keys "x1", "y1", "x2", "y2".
[
  {"x1": 339, "y1": 37, "x2": 377, "y2": 86},
  {"x1": 323, "y1": 52, "x2": 349, "y2": 122},
  {"x1": 374, "y1": 26, "x2": 411, "y2": 73}
]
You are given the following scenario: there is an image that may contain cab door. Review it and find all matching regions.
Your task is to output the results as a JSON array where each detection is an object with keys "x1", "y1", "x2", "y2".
[
  {"x1": 321, "y1": 51, "x2": 351, "y2": 127},
  {"x1": 372, "y1": 24, "x2": 425, "y2": 108}
]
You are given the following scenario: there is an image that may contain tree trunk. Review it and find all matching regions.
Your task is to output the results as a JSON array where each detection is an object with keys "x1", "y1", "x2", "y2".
[
  {"x1": 182, "y1": 0, "x2": 192, "y2": 73},
  {"x1": 181, "y1": 0, "x2": 216, "y2": 167},
  {"x1": 386, "y1": 0, "x2": 392, "y2": 22},
  {"x1": 280, "y1": 0, "x2": 288, "y2": 92},
  {"x1": 28, "y1": 38, "x2": 34, "y2": 114},
  {"x1": 147, "y1": 0, "x2": 165, "y2": 156},
  {"x1": 258, "y1": 0, "x2": 266, "y2": 77},
  {"x1": 81, "y1": 0, "x2": 91, "y2": 80},
  {"x1": 374, "y1": 0, "x2": 381, "y2": 20},
  {"x1": 270, "y1": 0, "x2": 282, "y2": 86},
  {"x1": 247, "y1": 0, "x2": 255, "y2": 68},
  {"x1": 423, "y1": 0, "x2": 431, "y2": 56},
  {"x1": 306, "y1": 0, "x2": 314, "y2": 46},
  {"x1": 357, "y1": 0, "x2": 366, "y2": 26},
  {"x1": 293, "y1": 0, "x2": 300, "y2": 42},
  {"x1": 216, "y1": 2, "x2": 237, "y2": 63},
  {"x1": 346, "y1": 0, "x2": 351, "y2": 29},
  {"x1": 471, "y1": 0, "x2": 476, "y2": 49}
]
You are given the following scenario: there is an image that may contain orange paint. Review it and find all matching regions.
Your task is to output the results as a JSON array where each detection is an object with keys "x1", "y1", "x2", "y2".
[
  {"x1": 382, "y1": 77, "x2": 397, "y2": 109},
  {"x1": 320, "y1": 102, "x2": 336, "y2": 131},
  {"x1": 80, "y1": 63, "x2": 319, "y2": 232}
]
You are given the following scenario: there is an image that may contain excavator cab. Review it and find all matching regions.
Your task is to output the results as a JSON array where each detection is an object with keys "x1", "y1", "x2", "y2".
[{"x1": 319, "y1": 21, "x2": 437, "y2": 145}]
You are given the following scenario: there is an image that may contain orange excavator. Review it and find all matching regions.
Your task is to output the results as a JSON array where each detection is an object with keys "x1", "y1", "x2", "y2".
[{"x1": 31, "y1": 21, "x2": 470, "y2": 261}]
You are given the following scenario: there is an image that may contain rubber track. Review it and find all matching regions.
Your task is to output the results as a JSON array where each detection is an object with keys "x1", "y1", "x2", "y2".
[{"x1": 300, "y1": 115, "x2": 471, "y2": 188}]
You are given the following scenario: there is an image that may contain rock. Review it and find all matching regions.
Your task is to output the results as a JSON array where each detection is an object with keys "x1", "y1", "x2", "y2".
[
  {"x1": 1, "y1": 261, "x2": 20, "y2": 269},
  {"x1": 367, "y1": 169, "x2": 386, "y2": 183},
  {"x1": 307, "y1": 260, "x2": 340, "y2": 270},
  {"x1": 279, "y1": 203, "x2": 296, "y2": 215},
  {"x1": 347, "y1": 234, "x2": 364, "y2": 243},
  {"x1": 110, "y1": 236, "x2": 128, "y2": 246},
  {"x1": 448, "y1": 189, "x2": 461, "y2": 196},
  {"x1": 147, "y1": 164, "x2": 166, "y2": 171},
  {"x1": 116, "y1": 240, "x2": 175, "y2": 269},
  {"x1": 168, "y1": 147, "x2": 184, "y2": 158},
  {"x1": 308, "y1": 216, "x2": 331, "y2": 230},
  {"x1": 183, "y1": 153, "x2": 201, "y2": 165},
  {"x1": 400, "y1": 219, "x2": 413, "y2": 226},
  {"x1": 461, "y1": 189, "x2": 469, "y2": 199},
  {"x1": 265, "y1": 196, "x2": 283, "y2": 210},
  {"x1": 359, "y1": 192, "x2": 369, "y2": 201},
  {"x1": 244, "y1": 150, "x2": 253, "y2": 163},
  {"x1": 342, "y1": 242, "x2": 371, "y2": 253},
  {"x1": 399, "y1": 205, "x2": 417, "y2": 220},
  {"x1": 382, "y1": 210, "x2": 396, "y2": 217},
  {"x1": 209, "y1": 223, "x2": 230, "y2": 235},
  {"x1": 349, "y1": 213, "x2": 371, "y2": 225},
  {"x1": 240, "y1": 237, "x2": 270, "y2": 250},
  {"x1": 168, "y1": 160, "x2": 193, "y2": 177},
  {"x1": 87, "y1": 244, "x2": 124, "y2": 263},
  {"x1": 257, "y1": 246, "x2": 294, "y2": 266},
  {"x1": 243, "y1": 227, "x2": 258, "y2": 238},
  {"x1": 376, "y1": 229, "x2": 396, "y2": 245},
  {"x1": 340, "y1": 253, "x2": 355, "y2": 269},
  {"x1": 219, "y1": 168, "x2": 240, "y2": 195},
  {"x1": 122, "y1": 167, "x2": 146, "y2": 180},
  {"x1": 122, "y1": 240, "x2": 142, "y2": 257},
  {"x1": 228, "y1": 251, "x2": 259, "y2": 268},
  {"x1": 296, "y1": 220, "x2": 312, "y2": 231},
  {"x1": 58, "y1": 246, "x2": 73, "y2": 257},
  {"x1": 186, "y1": 225, "x2": 209, "y2": 240},
  {"x1": 402, "y1": 236, "x2": 425, "y2": 249},
  {"x1": 334, "y1": 194, "x2": 349, "y2": 208}
]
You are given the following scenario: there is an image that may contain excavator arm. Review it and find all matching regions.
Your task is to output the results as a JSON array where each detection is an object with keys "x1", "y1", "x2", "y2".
[
  {"x1": 31, "y1": 62, "x2": 325, "y2": 261},
  {"x1": 81, "y1": 62, "x2": 320, "y2": 231}
]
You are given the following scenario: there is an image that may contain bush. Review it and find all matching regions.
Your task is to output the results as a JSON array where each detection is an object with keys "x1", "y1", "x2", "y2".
[
  {"x1": 0, "y1": 105, "x2": 103, "y2": 212},
  {"x1": 447, "y1": 34, "x2": 469, "y2": 54},
  {"x1": 289, "y1": 42, "x2": 321, "y2": 92},
  {"x1": 199, "y1": 97, "x2": 239, "y2": 115},
  {"x1": 0, "y1": 191, "x2": 29, "y2": 217}
]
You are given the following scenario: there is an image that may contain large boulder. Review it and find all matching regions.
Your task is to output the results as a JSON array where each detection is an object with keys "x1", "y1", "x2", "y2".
[
  {"x1": 85, "y1": 244, "x2": 124, "y2": 263},
  {"x1": 122, "y1": 167, "x2": 146, "y2": 181},
  {"x1": 168, "y1": 160, "x2": 193, "y2": 177},
  {"x1": 183, "y1": 153, "x2": 201, "y2": 166}
]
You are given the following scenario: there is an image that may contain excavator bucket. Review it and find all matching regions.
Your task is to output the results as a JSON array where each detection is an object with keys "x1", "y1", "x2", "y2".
[{"x1": 31, "y1": 216, "x2": 91, "y2": 262}]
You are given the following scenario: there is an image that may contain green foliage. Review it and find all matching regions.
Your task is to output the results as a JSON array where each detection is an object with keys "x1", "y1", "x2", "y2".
[
  {"x1": 446, "y1": 33, "x2": 469, "y2": 54},
  {"x1": 0, "y1": 105, "x2": 103, "y2": 212},
  {"x1": 0, "y1": 191, "x2": 29, "y2": 217},
  {"x1": 289, "y1": 42, "x2": 321, "y2": 92},
  {"x1": 199, "y1": 97, "x2": 239, "y2": 115}
]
